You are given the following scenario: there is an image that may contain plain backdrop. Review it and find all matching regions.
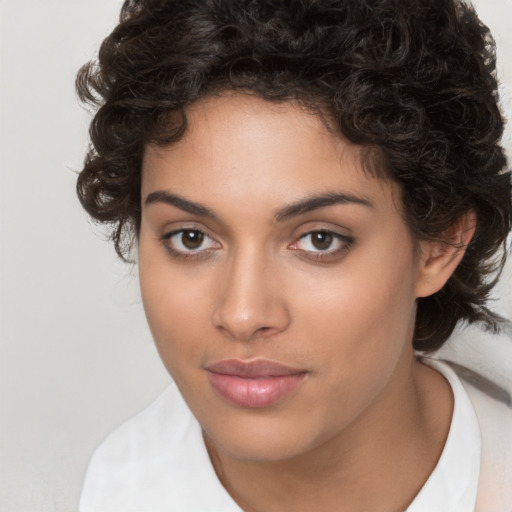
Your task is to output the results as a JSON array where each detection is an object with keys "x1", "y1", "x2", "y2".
[{"x1": 0, "y1": 1, "x2": 511, "y2": 511}]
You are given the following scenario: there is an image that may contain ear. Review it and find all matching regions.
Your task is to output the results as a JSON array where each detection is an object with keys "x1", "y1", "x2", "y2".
[{"x1": 415, "y1": 211, "x2": 477, "y2": 298}]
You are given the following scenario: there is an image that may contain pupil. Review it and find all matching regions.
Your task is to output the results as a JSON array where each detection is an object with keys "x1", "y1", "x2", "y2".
[
  {"x1": 182, "y1": 230, "x2": 203, "y2": 249},
  {"x1": 312, "y1": 232, "x2": 332, "y2": 250}
]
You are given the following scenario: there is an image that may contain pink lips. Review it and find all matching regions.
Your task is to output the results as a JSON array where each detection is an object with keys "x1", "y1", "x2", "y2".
[{"x1": 206, "y1": 359, "x2": 307, "y2": 408}]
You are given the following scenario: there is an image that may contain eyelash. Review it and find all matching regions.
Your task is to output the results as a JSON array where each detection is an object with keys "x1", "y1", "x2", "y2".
[
  {"x1": 160, "y1": 228, "x2": 353, "y2": 261},
  {"x1": 289, "y1": 230, "x2": 353, "y2": 261},
  {"x1": 160, "y1": 229, "x2": 220, "y2": 259}
]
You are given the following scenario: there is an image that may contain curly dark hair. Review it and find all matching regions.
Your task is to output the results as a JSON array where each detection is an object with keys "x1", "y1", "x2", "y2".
[{"x1": 76, "y1": 0, "x2": 511, "y2": 352}]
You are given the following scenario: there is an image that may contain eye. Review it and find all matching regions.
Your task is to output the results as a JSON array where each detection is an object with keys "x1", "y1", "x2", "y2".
[
  {"x1": 161, "y1": 229, "x2": 220, "y2": 257},
  {"x1": 289, "y1": 230, "x2": 353, "y2": 259}
]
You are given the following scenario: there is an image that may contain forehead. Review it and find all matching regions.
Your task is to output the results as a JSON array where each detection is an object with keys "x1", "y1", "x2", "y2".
[{"x1": 141, "y1": 93, "x2": 401, "y2": 216}]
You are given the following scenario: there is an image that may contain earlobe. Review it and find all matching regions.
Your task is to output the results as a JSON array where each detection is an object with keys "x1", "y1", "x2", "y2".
[{"x1": 415, "y1": 211, "x2": 477, "y2": 298}]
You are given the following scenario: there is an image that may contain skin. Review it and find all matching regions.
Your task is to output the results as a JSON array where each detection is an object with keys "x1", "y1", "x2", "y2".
[{"x1": 139, "y1": 93, "x2": 473, "y2": 512}]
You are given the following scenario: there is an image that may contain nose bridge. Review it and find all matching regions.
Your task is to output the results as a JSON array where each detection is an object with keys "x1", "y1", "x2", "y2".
[{"x1": 212, "y1": 243, "x2": 289, "y2": 340}]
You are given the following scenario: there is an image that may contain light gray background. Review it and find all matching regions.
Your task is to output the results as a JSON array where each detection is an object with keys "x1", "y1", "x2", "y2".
[{"x1": 0, "y1": 1, "x2": 511, "y2": 511}]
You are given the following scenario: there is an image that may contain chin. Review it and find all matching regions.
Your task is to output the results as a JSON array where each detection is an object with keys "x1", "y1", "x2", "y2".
[{"x1": 203, "y1": 412, "x2": 322, "y2": 464}]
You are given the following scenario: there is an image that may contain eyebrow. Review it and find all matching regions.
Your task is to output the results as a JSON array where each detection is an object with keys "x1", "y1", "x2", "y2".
[
  {"x1": 144, "y1": 190, "x2": 373, "y2": 221},
  {"x1": 274, "y1": 192, "x2": 373, "y2": 221},
  {"x1": 145, "y1": 191, "x2": 217, "y2": 219}
]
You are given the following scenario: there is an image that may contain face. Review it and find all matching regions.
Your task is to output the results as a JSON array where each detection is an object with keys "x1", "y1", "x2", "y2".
[{"x1": 139, "y1": 93, "x2": 423, "y2": 463}]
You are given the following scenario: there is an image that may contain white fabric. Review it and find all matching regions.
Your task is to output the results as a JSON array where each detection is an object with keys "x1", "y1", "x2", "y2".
[
  {"x1": 79, "y1": 385, "x2": 242, "y2": 512},
  {"x1": 79, "y1": 360, "x2": 508, "y2": 512},
  {"x1": 406, "y1": 359, "x2": 481, "y2": 512},
  {"x1": 435, "y1": 330, "x2": 512, "y2": 512}
]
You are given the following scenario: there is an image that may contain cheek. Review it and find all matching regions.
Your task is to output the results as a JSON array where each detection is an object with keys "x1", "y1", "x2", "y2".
[
  {"x1": 288, "y1": 242, "x2": 418, "y2": 378},
  {"x1": 138, "y1": 240, "x2": 213, "y2": 374},
  {"x1": 286, "y1": 263, "x2": 417, "y2": 429},
  {"x1": 296, "y1": 248, "x2": 417, "y2": 337}
]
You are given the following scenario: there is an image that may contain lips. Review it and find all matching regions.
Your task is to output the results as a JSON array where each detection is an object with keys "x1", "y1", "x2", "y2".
[{"x1": 206, "y1": 359, "x2": 308, "y2": 408}]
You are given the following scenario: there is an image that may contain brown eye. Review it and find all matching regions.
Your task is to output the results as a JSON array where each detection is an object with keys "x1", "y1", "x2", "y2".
[
  {"x1": 289, "y1": 229, "x2": 353, "y2": 260},
  {"x1": 310, "y1": 231, "x2": 333, "y2": 250},
  {"x1": 162, "y1": 228, "x2": 220, "y2": 257},
  {"x1": 181, "y1": 230, "x2": 204, "y2": 249}
]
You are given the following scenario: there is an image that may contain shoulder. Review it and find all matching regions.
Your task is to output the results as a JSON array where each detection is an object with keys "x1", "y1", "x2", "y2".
[
  {"x1": 458, "y1": 374, "x2": 512, "y2": 512},
  {"x1": 79, "y1": 383, "x2": 194, "y2": 511},
  {"x1": 431, "y1": 330, "x2": 512, "y2": 511},
  {"x1": 79, "y1": 383, "x2": 241, "y2": 512}
]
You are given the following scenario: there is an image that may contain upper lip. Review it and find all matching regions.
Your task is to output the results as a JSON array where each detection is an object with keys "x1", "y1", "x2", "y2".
[{"x1": 206, "y1": 359, "x2": 307, "y2": 378}]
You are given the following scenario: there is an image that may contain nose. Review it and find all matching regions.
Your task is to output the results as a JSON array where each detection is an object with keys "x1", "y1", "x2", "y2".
[{"x1": 212, "y1": 248, "x2": 290, "y2": 341}]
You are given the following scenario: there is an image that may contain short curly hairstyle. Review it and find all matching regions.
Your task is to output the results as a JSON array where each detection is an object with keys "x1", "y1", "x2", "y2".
[{"x1": 76, "y1": 0, "x2": 511, "y2": 352}]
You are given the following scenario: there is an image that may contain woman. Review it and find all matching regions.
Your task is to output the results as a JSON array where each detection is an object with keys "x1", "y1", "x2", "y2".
[{"x1": 77, "y1": 0, "x2": 512, "y2": 510}]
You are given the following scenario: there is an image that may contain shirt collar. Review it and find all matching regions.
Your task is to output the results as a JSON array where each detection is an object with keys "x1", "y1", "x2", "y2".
[{"x1": 407, "y1": 358, "x2": 481, "y2": 512}]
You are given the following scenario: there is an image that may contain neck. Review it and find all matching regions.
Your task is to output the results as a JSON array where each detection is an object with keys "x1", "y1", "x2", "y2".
[{"x1": 204, "y1": 356, "x2": 453, "y2": 512}]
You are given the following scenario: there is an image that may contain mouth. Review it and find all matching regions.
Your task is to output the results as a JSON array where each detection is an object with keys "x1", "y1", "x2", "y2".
[{"x1": 205, "y1": 359, "x2": 308, "y2": 408}]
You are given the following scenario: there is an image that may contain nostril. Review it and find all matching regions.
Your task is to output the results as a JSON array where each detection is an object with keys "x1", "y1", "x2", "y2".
[{"x1": 254, "y1": 326, "x2": 275, "y2": 337}]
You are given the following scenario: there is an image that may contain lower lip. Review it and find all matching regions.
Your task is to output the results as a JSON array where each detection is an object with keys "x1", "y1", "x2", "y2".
[{"x1": 207, "y1": 372, "x2": 307, "y2": 408}]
